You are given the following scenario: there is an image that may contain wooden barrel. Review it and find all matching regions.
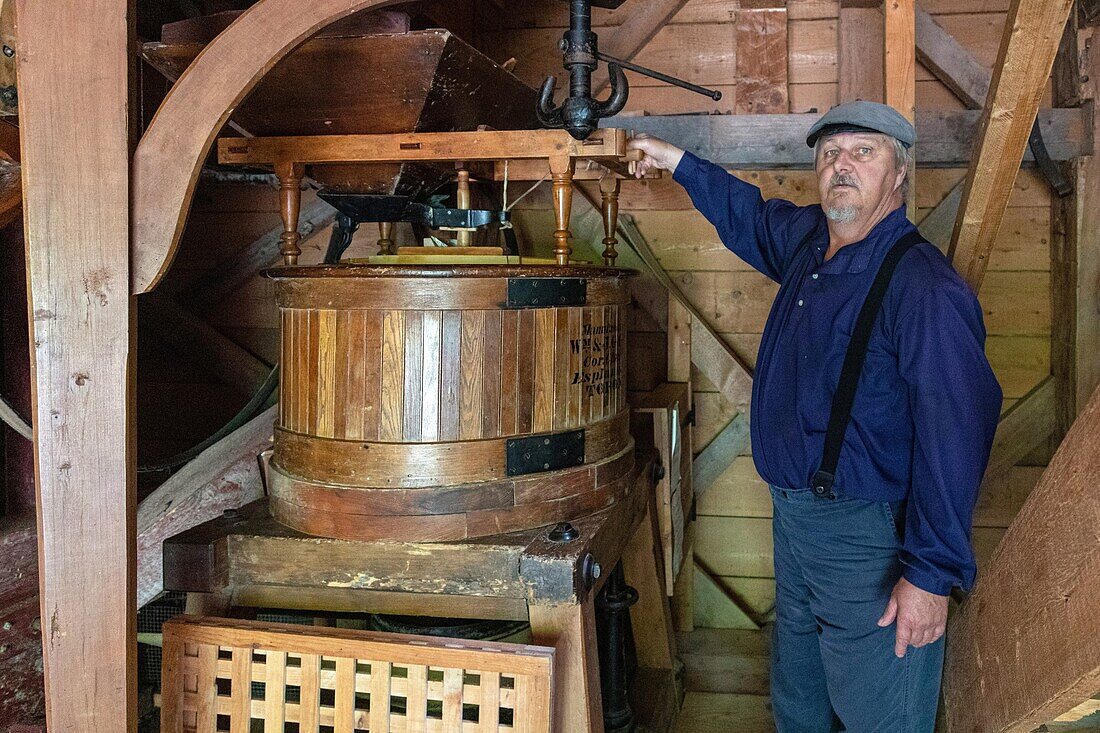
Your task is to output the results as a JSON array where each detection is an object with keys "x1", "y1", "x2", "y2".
[{"x1": 264, "y1": 264, "x2": 636, "y2": 541}]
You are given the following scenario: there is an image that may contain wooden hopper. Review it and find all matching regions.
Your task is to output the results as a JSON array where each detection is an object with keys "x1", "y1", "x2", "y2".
[{"x1": 143, "y1": 15, "x2": 541, "y2": 200}]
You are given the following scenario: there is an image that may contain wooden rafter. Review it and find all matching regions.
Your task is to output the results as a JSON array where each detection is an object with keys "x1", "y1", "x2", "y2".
[
  {"x1": 948, "y1": 0, "x2": 1075, "y2": 291},
  {"x1": 943, "y1": 383, "x2": 1100, "y2": 732}
]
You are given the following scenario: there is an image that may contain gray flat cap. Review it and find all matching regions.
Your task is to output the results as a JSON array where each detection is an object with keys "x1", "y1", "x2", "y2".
[{"x1": 806, "y1": 101, "x2": 916, "y2": 148}]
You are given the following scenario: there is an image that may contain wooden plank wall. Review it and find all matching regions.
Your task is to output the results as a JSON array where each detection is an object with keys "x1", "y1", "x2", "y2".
[{"x1": 479, "y1": 0, "x2": 1056, "y2": 627}]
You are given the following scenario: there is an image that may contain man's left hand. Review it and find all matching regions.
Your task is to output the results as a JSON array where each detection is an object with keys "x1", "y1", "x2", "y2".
[{"x1": 876, "y1": 577, "x2": 948, "y2": 658}]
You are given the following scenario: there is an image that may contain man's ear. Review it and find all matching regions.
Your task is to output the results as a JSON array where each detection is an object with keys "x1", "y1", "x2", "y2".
[{"x1": 894, "y1": 163, "x2": 908, "y2": 193}]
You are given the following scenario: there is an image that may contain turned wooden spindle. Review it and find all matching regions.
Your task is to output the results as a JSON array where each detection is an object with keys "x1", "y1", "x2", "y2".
[
  {"x1": 456, "y1": 168, "x2": 472, "y2": 247},
  {"x1": 377, "y1": 222, "x2": 395, "y2": 254},
  {"x1": 549, "y1": 155, "x2": 576, "y2": 266},
  {"x1": 599, "y1": 176, "x2": 621, "y2": 266},
  {"x1": 275, "y1": 161, "x2": 305, "y2": 265}
]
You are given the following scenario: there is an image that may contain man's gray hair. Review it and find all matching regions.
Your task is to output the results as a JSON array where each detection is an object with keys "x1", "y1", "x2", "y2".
[{"x1": 814, "y1": 133, "x2": 912, "y2": 199}]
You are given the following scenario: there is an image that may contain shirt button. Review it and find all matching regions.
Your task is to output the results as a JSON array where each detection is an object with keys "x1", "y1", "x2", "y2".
[
  {"x1": 798, "y1": 299, "x2": 804, "y2": 307},
  {"x1": 812, "y1": 273, "x2": 819, "y2": 280}
]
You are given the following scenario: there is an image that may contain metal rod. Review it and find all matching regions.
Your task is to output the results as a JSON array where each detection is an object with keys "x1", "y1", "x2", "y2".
[{"x1": 595, "y1": 51, "x2": 723, "y2": 101}]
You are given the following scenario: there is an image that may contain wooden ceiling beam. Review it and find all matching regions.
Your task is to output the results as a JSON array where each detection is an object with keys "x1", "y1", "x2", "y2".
[
  {"x1": 943, "y1": 383, "x2": 1100, "y2": 732},
  {"x1": 948, "y1": 0, "x2": 1075, "y2": 291}
]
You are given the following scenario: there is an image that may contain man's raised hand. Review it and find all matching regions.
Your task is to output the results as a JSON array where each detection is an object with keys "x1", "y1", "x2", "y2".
[{"x1": 626, "y1": 134, "x2": 686, "y2": 178}]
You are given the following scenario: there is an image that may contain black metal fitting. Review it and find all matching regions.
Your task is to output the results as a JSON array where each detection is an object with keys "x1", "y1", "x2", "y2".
[
  {"x1": 549, "y1": 521, "x2": 580, "y2": 543},
  {"x1": 537, "y1": 0, "x2": 629, "y2": 140}
]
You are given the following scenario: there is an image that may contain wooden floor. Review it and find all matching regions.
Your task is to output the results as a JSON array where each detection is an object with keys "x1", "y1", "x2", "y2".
[{"x1": 677, "y1": 692, "x2": 775, "y2": 732}]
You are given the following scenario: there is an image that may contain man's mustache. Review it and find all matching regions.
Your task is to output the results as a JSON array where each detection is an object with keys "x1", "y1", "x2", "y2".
[{"x1": 829, "y1": 173, "x2": 860, "y2": 189}]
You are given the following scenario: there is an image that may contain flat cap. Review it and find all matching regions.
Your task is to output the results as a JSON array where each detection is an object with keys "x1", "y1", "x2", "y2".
[{"x1": 805, "y1": 100, "x2": 916, "y2": 148}]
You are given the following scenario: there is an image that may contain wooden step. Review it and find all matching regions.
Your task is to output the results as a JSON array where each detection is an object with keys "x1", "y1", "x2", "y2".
[
  {"x1": 677, "y1": 628, "x2": 770, "y2": 696},
  {"x1": 677, "y1": 692, "x2": 774, "y2": 733}
]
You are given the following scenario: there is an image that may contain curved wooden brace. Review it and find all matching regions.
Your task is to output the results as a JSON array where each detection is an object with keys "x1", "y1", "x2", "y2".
[{"x1": 131, "y1": 0, "x2": 400, "y2": 294}]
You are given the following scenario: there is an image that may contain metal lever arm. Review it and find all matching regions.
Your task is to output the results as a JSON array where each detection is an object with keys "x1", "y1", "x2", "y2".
[{"x1": 595, "y1": 51, "x2": 723, "y2": 101}]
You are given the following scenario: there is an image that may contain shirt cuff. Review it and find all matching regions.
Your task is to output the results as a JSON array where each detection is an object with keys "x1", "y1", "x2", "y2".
[
  {"x1": 672, "y1": 150, "x2": 703, "y2": 185},
  {"x1": 902, "y1": 565, "x2": 954, "y2": 597}
]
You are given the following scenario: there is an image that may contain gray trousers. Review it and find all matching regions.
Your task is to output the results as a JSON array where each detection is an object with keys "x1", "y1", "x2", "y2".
[{"x1": 769, "y1": 485, "x2": 945, "y2": 732}]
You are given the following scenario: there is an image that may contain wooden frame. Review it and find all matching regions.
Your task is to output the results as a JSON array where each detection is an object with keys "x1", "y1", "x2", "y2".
[
  {"x1": 216, "y1": 129, "x2": 633, "y2": 166},
  {"x1": 217, "y1": 129, "x2": 639, "y2": 266},
  {"x1": 160, "y1": 616, "x2": 554, "y2": 733}
]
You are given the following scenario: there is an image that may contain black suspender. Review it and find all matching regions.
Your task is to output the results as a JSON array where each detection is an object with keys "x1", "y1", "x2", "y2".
[{"x1": 810, "y1": 230, "x2": 927, "y2": 499}]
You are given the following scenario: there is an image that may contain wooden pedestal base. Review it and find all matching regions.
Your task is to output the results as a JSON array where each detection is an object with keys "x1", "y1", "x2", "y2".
[{"x1": 163, "y1": 452, "x2": 677, "y2": 731}]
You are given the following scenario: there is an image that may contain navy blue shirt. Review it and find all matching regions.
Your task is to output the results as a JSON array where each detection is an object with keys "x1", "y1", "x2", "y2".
[{"x1": 674, "y1": 151, "x2": 1003, "y2": 595}]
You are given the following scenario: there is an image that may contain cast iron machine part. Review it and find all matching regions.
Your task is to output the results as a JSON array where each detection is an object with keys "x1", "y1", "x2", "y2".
[
  {"x1": 597, "y1": 561, "x2": 639, "y2": 733},
  {"x1": 538, "y1": 0, "x2": 724, "y2": 140},
  {"x1": 318, "y1": 191, "x2": 518, "y2": 264}
]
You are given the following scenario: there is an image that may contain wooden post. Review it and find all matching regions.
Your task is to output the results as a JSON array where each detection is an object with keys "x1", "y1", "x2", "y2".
[
  {"x1": 455, "y1": 168, "x2": 471, "y2": 248},
  {"x1": 275, "y1": 160, "x2": 305, "y2": 265},
  {"x1": 839, "y1": 0, "x2": 884, "y2": 103},
  {"x1": 528, "y1": 599, "x2": 605, "y2": 733},
  {"x1": 599, "y1": 176, "x2": 620, "y2": 266},
  {"x1": 17, "y1": 1, "x2": 136, "y2": 732},
  {"x1": 549, "y1": 155, "x2": 575, "y2": 266},
  {"x1": 884, "y1": 0, "x2": 916, "y2": 216},
  {"x1": 942, "y1": 384, "x2": 1100, "y2": 733},
  {"x1": 377, "y1": 221, "x2": 395, "y2": 254},
  {"x1": 1052, "y1": 19, "x2": 1100, "y2": 434}
]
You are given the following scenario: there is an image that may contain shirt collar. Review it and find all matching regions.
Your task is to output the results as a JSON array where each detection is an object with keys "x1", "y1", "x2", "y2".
[{"x1": 815, "y1": 205, "x2": 911, "y2": 274}]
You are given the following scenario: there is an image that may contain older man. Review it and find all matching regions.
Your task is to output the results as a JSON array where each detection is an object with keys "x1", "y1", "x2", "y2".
[{"x1": 628, "y1": 101, "x2": 1002, "y2": 731}]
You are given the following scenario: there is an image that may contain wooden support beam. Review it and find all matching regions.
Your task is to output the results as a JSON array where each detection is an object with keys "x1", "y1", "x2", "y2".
[
  {"x1": 884, "y1": 0, "x2": 916, "y2": 214},
  {"x1": 884, "y1": 0, "x2": 915, "y2": 121},
  {"x1": 591, "y1": 0, "x2": 692, "y2": 94},
  {"x1": 1052, "y1": 21, "x2": 1100, "y2": 430},
  {"x1": 17, "y1": 0, "x2": 136, "y2": 732},
  {"x1": 217, "y1": 129, "x2": 634, "y2": 167},
  {"x1": 948, "y1": 0, "x2": 1075, "y2": 291},
  {"x1": 914, "y1": 3, "x2": 990, "y2": 109},
  {"x1": 603, "y1": 108, "x2": 1087, "y2": 169},
  {"x1": 984, "y1": 376, "x2": 1057, "y2": 481},
  {"x1": 839, "y1": 2, "x2": 883, "y2": 103},
  {"x1": 943, "y1": 383, "x2": 1100, "y2": 732},
  {"x1": 691, "y1": 414, "x2": 750, "y2": 498},
  {"x1": 136, "y1": 406, "x2": 273, "y2": 607}
]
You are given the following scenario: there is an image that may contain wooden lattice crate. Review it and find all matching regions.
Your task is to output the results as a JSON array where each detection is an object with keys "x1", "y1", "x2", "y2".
[{"x1": 160, "y1": 616, "x2": 553, "y2": 733}]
